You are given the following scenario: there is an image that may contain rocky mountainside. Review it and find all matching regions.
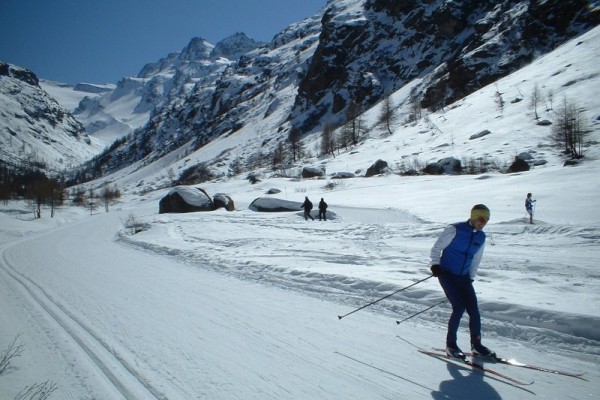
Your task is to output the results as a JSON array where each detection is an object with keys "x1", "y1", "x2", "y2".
[
  {"x1": 2, "y1": 0, "x2": 598, "y2": 182},
  {"x1": 0, "y1": 62, "x2": 101, "y2": 171},
  {"x1": 78, "y1": 0, "x2": 597, "y2": 183},
  {"x1": 290, "y1": 0, "x2": 599, "y2": 131},
  {"x1": 1, "y1": 32, "x2": 264, "y2": 175},
  {"x1": 69, "y1": 33, "x2": 264, "y2": 144}
]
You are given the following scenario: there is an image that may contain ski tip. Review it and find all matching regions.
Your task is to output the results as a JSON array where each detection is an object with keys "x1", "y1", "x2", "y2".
[{"x1": 337, "y1": 315, "x2": 342, "y2": 320}]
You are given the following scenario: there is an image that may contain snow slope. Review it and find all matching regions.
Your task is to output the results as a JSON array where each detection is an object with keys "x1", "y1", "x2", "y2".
[{"x1": 0, "y1": 159, "x2": 599, "y2": 399}]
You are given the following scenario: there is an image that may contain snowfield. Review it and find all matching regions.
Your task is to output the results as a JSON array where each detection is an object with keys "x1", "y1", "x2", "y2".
[{"x1": 0, "y1": 165, "x2": 599, "y2": 399}]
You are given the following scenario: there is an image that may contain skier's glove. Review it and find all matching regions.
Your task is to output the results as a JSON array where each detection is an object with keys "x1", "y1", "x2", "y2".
[{"x1": 430, "y1": 264, "x2": 443, "y2": 277}]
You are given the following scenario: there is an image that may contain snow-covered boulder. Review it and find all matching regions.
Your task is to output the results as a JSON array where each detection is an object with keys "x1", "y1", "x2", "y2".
[
  {"x1": 213, "y1": 193, "x2": 235, "y2": 211},
  {"x1": 301, "y1": 166, "x2": 325, "y2": 178},
  {"x1": 365, "y1": 160, "x2": 389, "y2": 177},
  {"x1": 469, "y1": 129, "x2": 491, "y2": 140},
  {"x1": 159, "y1": 186, "x2": 214, "y2": 214},
  {"x1": 249, "y1": 197, "x2": 302, "y2": 212},
  {"x1": 424, "y1": 157, "x2": 462, "y2": 175},
  {"x1": 331, "y1": 172, "x2": 355, "y2": 179}
]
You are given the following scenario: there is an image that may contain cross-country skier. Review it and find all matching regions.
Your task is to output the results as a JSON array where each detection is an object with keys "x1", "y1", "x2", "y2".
[
  {"x1": 429, "y1": 204, "x2": 495, "y2": 359},
  {"x1": 525, "y1": 193, "x2": 536, "y2": 224}
]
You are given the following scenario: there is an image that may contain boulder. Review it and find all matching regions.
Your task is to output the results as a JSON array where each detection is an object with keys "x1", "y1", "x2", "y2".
[
  {"x1": 507, "y1": 157, "x2": 530, "y2": 173},
  {"x1": 424, "y1": 157, "x2": 461, "y2": 175},
  {"x1": 249, "y1": 197, "x2": 302, "y2": 212},
  {"x1": 438, "y1": 157, "x2": 462, "y2": 174},
  {"x1": 302, "y1": 166, "x2": 325, "y2": 178},
  {"x1": 159, "y1": 186, "x2": 214, "y2": 214},
  {"x1": 423, "y1": 163, "x2": 444, "y2": 175},
  {"x1": 213, "y1": 193, "x2": 235, "y2": 211},
  {"x1": 365, "y1": 159, "x2": 389, "y2": 177},
  {"x1": 469, "y1": 129, "x2": 491, "y2": 140},
  {"x1": 331, "y1": 172, "x2": 355, "y2": 179}
]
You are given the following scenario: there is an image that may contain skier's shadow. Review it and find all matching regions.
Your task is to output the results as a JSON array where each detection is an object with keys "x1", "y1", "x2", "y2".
[{"x1": 431, "y1": 363, "x2": 501, "y2": 400}]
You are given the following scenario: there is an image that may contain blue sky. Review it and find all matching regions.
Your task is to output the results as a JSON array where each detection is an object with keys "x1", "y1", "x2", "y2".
[{"x1": 1, "y1": 0, "x2": 325, "y2": 85}]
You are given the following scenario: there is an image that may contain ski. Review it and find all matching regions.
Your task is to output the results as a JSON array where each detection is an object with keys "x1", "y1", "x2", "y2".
[
  {"x1": 419, "y1": 349, "x2": 534, "y2": 386},
  {"x1": 433, "y1": 348, "x2": 586, "y2": 379}
]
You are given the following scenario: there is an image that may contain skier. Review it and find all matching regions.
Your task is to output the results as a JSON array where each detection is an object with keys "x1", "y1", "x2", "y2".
[
  {"x1": 318, "y1": 198, "x2": 328, "y2": 221},
  {"x1": 525, "y1": 193, "x2": 536, "y2": 224},
  {"x1": 301, "y1": 196, "x2": 314, "y2": 221},
  {"x1": 429, "y1": 204, "x2": 495, "y2": 359}
]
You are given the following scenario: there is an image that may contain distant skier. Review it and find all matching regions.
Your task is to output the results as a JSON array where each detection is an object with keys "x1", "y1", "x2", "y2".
[
  {"x1": 318, "y1": 198, "x2": 328, "y2": 221},
  {"x1": 429, "y1": 204, "x2": 495, "y2": 360},
  {"x1": 525, "y1": 193, "x2": 536, "y2": 224},
  {"x1": 301, "y1": 196, "x2": 314, "y2": 221}
]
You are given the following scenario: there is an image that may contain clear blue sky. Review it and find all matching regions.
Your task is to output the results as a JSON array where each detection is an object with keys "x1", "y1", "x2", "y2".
[{"x1": 1, "y1": 0, "x2": 325, "y2": 84}]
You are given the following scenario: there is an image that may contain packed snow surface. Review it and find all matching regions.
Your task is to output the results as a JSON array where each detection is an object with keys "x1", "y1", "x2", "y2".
[{"x1": 1, "y1": 165, "x2": 599, "y2": 399}]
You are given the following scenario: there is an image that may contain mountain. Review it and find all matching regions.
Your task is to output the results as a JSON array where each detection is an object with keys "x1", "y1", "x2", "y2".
[
  {"x1": 73, "y1": 0, "x2": 598, "y2": 185},
  {"x1": 291, "y1": 0, "x2": 600, "y2": 130},
  {"x1": 0, "y1": 62, "x2": 103, "y2": 171},
  {"x1": 2, "y1": 0, "x2": 598, "y2": 185},
  {"x1": 40, "y1": 33, "x2": 264, "y2": 147}
]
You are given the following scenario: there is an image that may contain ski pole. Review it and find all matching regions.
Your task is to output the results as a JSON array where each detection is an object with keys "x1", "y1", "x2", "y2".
[
  {"x1": 338, "y1": 275, "x2": 434, "y2": 320},
  {"x1": 395, "y1": 299, "x2": 447, "y2": 325}
]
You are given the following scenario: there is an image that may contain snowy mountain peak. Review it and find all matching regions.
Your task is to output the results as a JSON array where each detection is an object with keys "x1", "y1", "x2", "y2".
[
  {"x1": 178, "y1": 37, "x2": 214, "y2": 61},
  {"x1": 0, "y1": 62, "x2": 102, "y2": 170},
  {"x1": 210, "y1": 32, "x2": 266, "y2": 59},
  {"x1": 0, "y1": 61, "x2": 39, "y2": 86}
]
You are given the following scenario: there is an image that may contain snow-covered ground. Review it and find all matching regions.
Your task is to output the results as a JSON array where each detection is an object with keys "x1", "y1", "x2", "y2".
[
  {"x1": 0, "y1": 163, "x2": 599, "y2": 399},
  {"x1": 1, "y1": 22, "x2": 599, "y2": 400}
]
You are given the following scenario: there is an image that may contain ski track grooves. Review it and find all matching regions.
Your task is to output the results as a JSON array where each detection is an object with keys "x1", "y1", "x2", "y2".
[{"x1": 0, "y1": 239, "x2": 164, "y2": 400}]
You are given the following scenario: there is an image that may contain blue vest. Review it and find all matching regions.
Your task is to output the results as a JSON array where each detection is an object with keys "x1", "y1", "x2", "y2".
[{"x1": 440, "y1": 221, "x2": 486, "y2": 276}]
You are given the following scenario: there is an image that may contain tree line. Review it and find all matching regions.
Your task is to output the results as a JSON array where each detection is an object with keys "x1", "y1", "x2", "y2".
[{"x1": 0, "y1": 163, "x2": 121, "y2": 218}]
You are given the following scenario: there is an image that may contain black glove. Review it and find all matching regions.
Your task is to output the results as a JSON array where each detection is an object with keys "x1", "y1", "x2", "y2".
[{"x1": 430, "y1": 264, "x2": 443, "y2": 277}]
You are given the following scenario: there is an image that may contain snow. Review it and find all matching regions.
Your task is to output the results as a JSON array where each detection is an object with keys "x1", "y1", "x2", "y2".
[
  {"x1": 166, "y1": 186, "x2": 212, "y2": 208},
  {"x1": 1, "y1": 167, "x2": 599, "y2": 399},
  {"x1": 1, "y1": 24, "x2": 600, "y2": 400}
]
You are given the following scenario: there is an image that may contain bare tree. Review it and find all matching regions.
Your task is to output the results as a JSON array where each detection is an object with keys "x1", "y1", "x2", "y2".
[
  {"x1": 377, "y1": 96, "x2": 396, "y2": 135},
  {"x1": 552, "y1": 97, "x2": 588, "y2": 159},
  {"x1": 287, "y1": 127, "x2": 304, "y2": 162},
  {"x1": 494, "y1": 84, "x2": 505, "y2": 115},
  {"x1": 14, "y1": 381, "x2": 57, "y2": 400},
  {"x1": 546, "y1": 89, "x2": 554, "y2": 111},
  {"x1": 409, "y1": 97, "x2": 422, "y2": 123},
  {"x1": 529, "y1": 83, "x2": 543, "y2": 120},
  {"x1": 1, "y1": 335, "x2": 57, "y2": 400},
  {"x1": 88, "y1": 188, "x2": 97, "y2": 215},
  {"x1": 345, "y1": 99, "x2": 363, "y2": 145},
  {"x1": 71, "y1": 188, "x2": 86, "y2": 207},
  {"x1": 0, "y1": 334, "x2": 24, "y2": 375},
  {"x1": 271, "y1": 141, "x2": 285, "y2": 168},
  {"x1": 101, "y1": 184, "x2": 121, "y2": 212},
  {"x1": 320, "y1": 121, "x2": 336, "y2": 157}
]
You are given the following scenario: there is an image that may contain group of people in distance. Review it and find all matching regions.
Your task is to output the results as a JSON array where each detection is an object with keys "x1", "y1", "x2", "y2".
[
  {"x1": 301, "y1": 196, "x2": 327, "y2": 221},
  {"x1": 301, "y1": 192, "x2": 536, "y2": 359}
]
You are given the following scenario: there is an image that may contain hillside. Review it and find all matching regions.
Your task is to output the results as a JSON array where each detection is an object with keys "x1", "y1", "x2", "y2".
[
  {"x1": 0, "y1": 63, "x2": 103, "y2": 171},
  {"x1": 66, "y1": 0, "x2": 598, "y2": 185},
  {"x1": 85, "y1": 25, "x2": 600, "y2": 199}
]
